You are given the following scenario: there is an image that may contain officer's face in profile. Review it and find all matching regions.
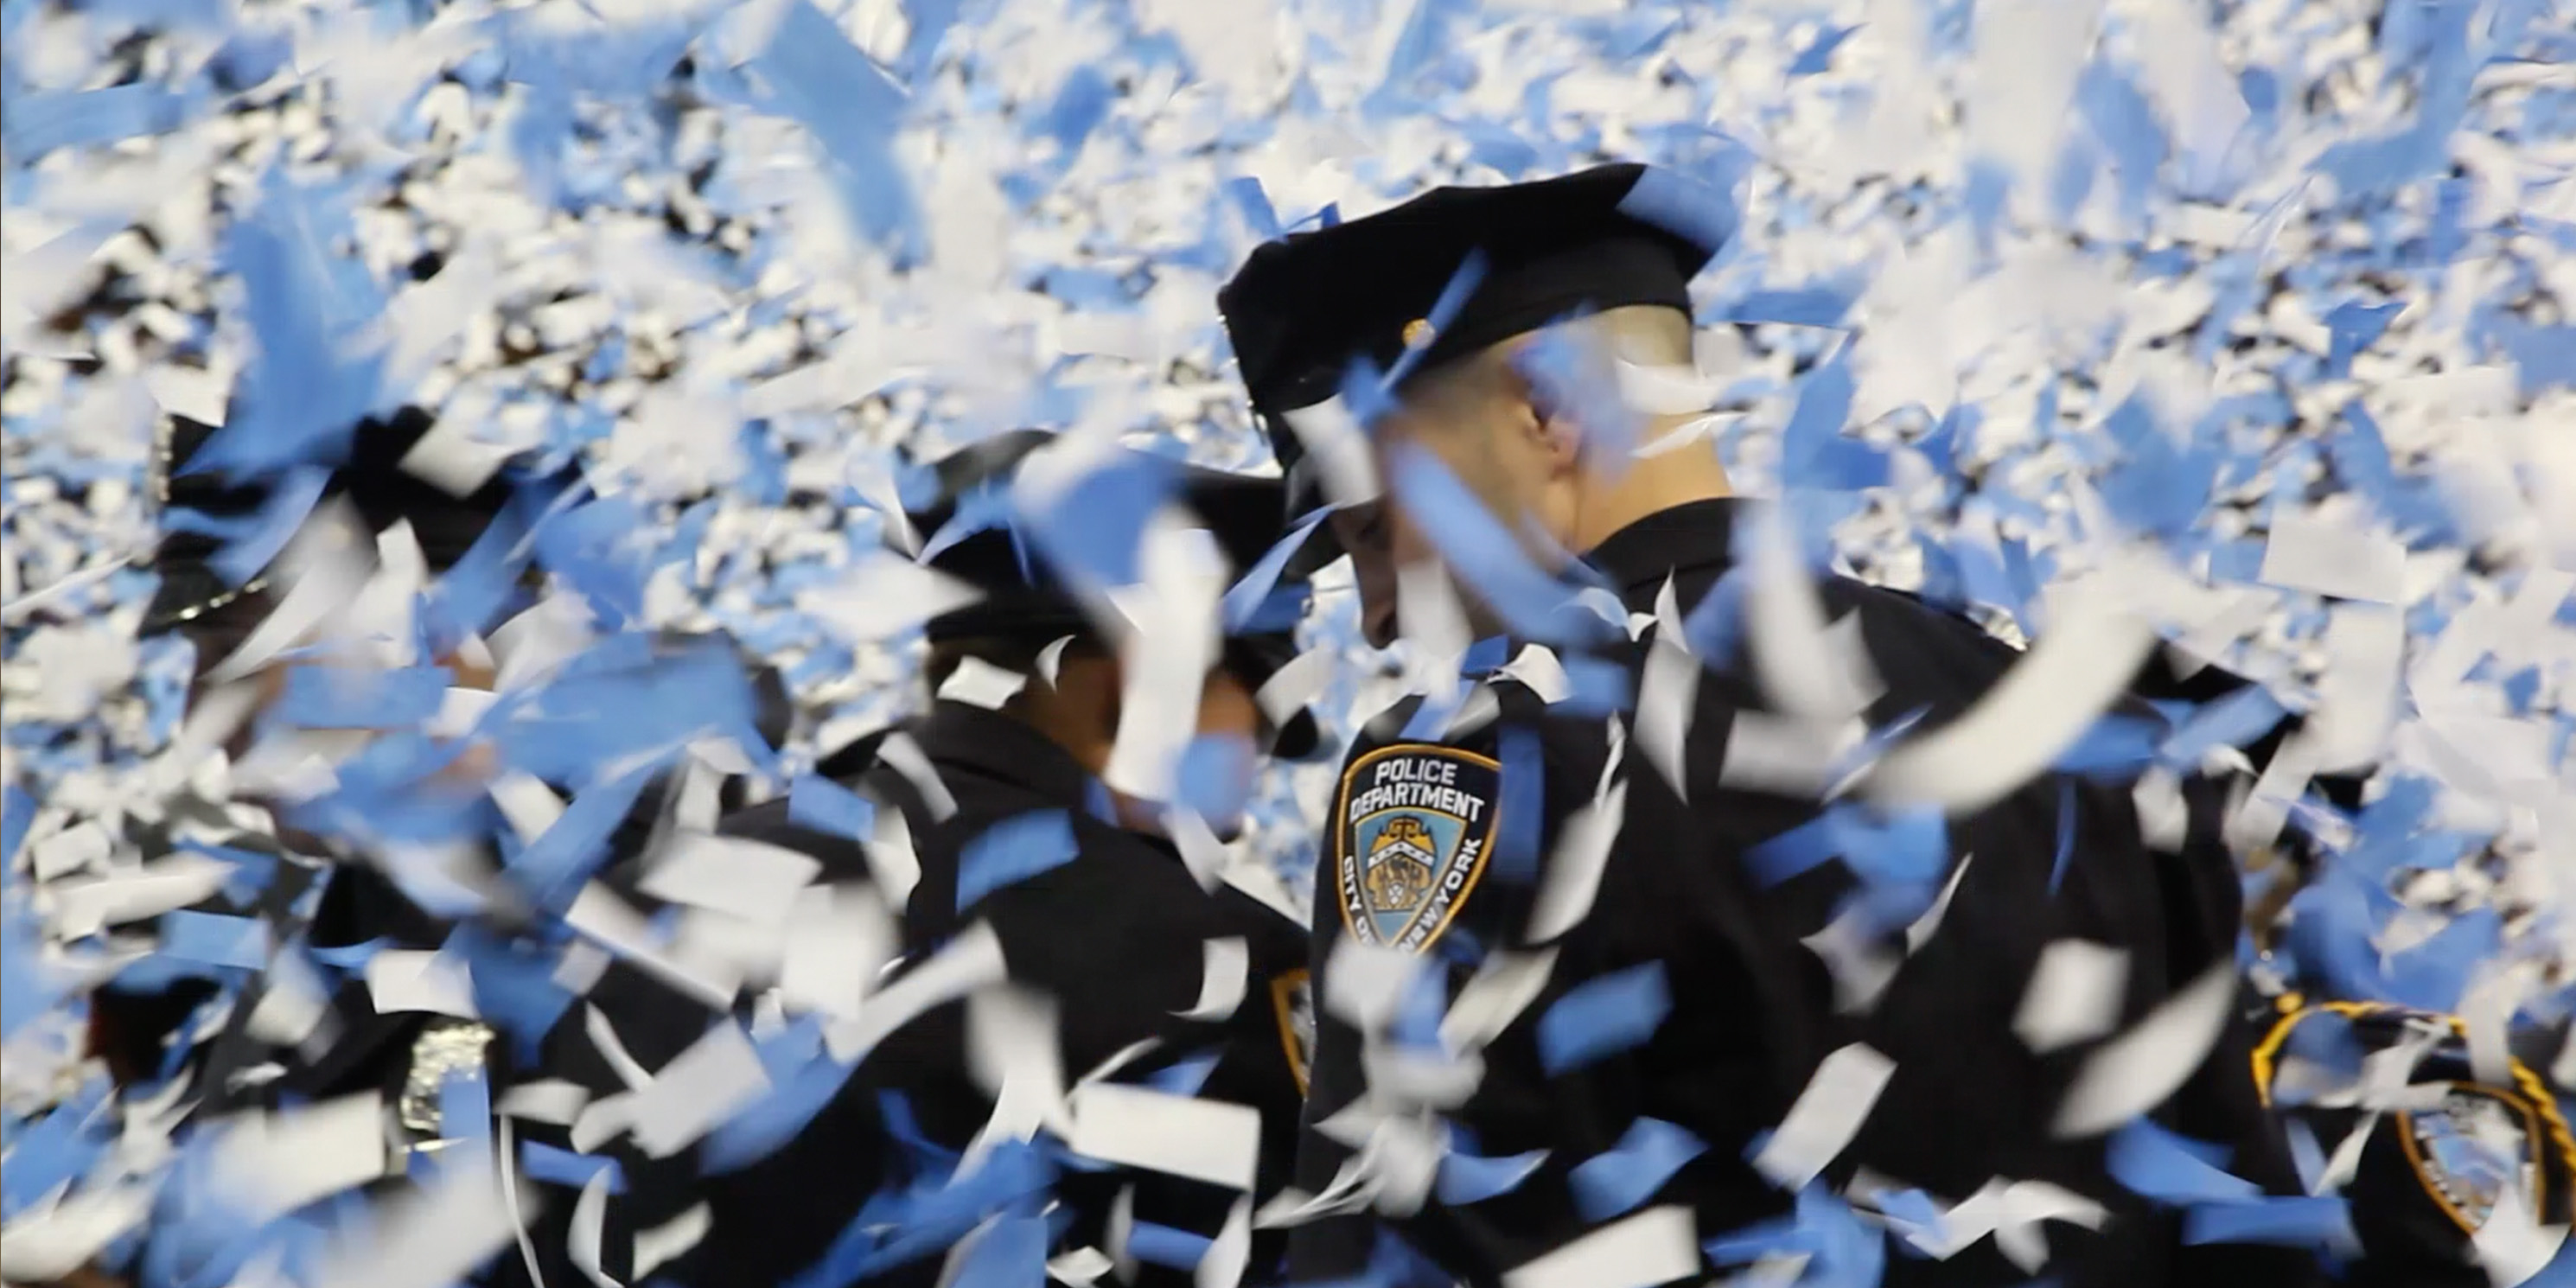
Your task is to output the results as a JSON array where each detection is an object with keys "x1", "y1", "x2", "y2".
[
  {"x1": 1325, "y1": 502, "x2": 1400, "y2": 649},
  {"x1": 1365, "y1": 367, "x2": 1584, "y2": 643}
]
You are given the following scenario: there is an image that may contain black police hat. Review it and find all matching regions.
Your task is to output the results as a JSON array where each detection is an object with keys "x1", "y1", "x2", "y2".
[
  {"x1": 907, "y1": 430, "x2": 1325, "y2": 760},
  {"x1": 143, "y1": 406, "x2": 532, "y2": 635},
  {"x1": 1217, "y1": 162, "x2": 1734, "y2": 530}
]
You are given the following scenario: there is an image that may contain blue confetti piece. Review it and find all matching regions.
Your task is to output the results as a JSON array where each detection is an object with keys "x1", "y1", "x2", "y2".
[
  {"x1": 1570, "y1": 1117, "x2": 1706, "y2": 1221},
  {"x1": 432, "y1": 1060, "x2": 494, "y2": 1174},
  {"x1": 1145, "y1": 1050, "x2": 1221, "y2": 1098},
  {"x1": 1490, "y1": 724, "x2": 1544, "y2": 883},
  {"x1": 154, "y1": 911, "x2": 270, "y2": 970},
  {"x1": 752, "y1": 0, "x2": 925, "y2": 268},
  {"x1": 2098, "y1": 396, "x2": 2222, "y2": 540},
  {"x1": 420, "y1": 497, "x2": 535, "y2": 653},
  {"x1": 533, "y1": 492, "x2": 654, "y2": 630},
  {"x1": 2181, "y1": 1196, "x2": 2356, "y2": 1250},
  {"x1": 2055, "y1": 714, "x2": 2162, "y2": 777},
  {"x1": 1828, "y1": 806, "x2": 1948, "y2": 891},
  {"x1": 1789, "y1": 24, "x2": 1861, "y2": 76},
  {"x1": 1779, "y1": 354, "x2": 1887, "y2": 491},
  {"x1": 1459, "y1": 120, "x2": 1540, "y2": 178},
  {"x1": 2107, "y1": 1119, "x2": 2260, "y2": 1206},
  {"x1": 188, "y1": 186, "x2": 387, "y2": 485},
  {"x1": 1225, "y1": 176, "x2": 1282, "y2": 240},
  {"x1": 2492, "y1": 319, "x2": 2576, "y2": 397},
  {"x1": 788, "y1": 774, "x2": 877, "y2": 842},
  {"x1": 205, "y1": 466, "x2": 328, "y2": 588},
  {"x1": 1176, "y1": 735, "x2": 1257, "y2": 826},
  {"x1": 1223, "y1": 509, "x2": 1329, "y2": 634},
  {"x1": 956, "y1": 812, "x2": 1079, "y2": 910},
  {"x1": 702, "y1": 1051, "x2": 858, "y2": 1176},
  {"x1": 453, "y1": 930, "x2": 574, "y2": 1065},
  {"x1": 520, "y1": 1141, "x2": 627, "y2": 1192},
  {"x1": 1022, "y1": 452, "x2": 1180, "y2": 590},
  {"x1": 1615, "y1": 165, "x2": 1738, "y2": 258},
  {"x1": 1127, "y1": 1221, "x2": 1214, "y2": 1270},
  {"x1": 505, "y1": 768, "x2": 655, "y2": 912},
  {"x1": 1723, "y1": 283, "x2": 1858, "y2": 328},
  {"x1": 1746, "y1": 814, "x2": 1840, "y2": 887},
  {"x1": 272, "y1": 665, "x2": 452, "y2": 730},
  {"x1": 2324, "y1": 301, "x2": 2403, "y2": 379},
  {"x1": 1042, "y1": 65, "x2": 1115, "y2": 158},
  {"x1": 1385, "y1": 445, "x2": 1596, "y2": 645},
  {"x1": 2158, "y1": 685, "x2": 2287, "y2": 770},
  {"x1": 1386, "y1": 252, "x2": 1492, "y2": 389},
  {"x1": 0, "y1": 1074, "x2": 110, "y2": 1218},
  {"x1": 2079, "y1": 65, "x2": 2166, "y2": 226},
  {"x1": 2, "y1": 83, "x2": 193, "y2": 163},
  {"x1": 1555, "y1": 655, "x2": 1635, "y2": 716},
  {"x1": 1436, "y1": 1146, "x2": 1549, "y2": 1205},
  {"x1": 1, "y1": 785, "x2": 31, "y2": 869},
  {"x1": 1538, "y1": 962, "x2": 1670, "y2": 1074}
]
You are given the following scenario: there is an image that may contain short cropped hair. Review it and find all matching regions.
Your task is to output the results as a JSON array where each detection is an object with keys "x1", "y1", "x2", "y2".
[{"x1": 1404, "y1": 303, "x2": 1696, "y2": 425}]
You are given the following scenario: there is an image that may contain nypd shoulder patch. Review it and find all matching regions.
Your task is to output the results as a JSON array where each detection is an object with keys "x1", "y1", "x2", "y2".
[{"x1": 1334, "y1": 743, "x2": 1501, "y2": 954}]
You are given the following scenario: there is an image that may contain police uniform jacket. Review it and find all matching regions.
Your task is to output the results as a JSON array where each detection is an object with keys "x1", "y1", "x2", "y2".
[
  {"x1": 697, "y1": 699, "x2": 1313, "y2": 1286},
  {"x1": 1286, "y1": 498, "x2": 2321, "y2": 1288}
]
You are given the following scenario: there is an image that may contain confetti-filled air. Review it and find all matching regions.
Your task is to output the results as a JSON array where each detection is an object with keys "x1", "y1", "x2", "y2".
[{"x1": 3, "y1": 0, "x2": 2573, "y2": 1285}]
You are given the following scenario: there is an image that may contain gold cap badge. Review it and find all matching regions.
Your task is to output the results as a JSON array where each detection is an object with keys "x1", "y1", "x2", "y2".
[{"x1": 1401, "y1": 318, "x2": 1436, "y2": 348}]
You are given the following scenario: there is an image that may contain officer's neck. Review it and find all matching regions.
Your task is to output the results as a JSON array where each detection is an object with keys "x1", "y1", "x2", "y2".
[{"x1": 1562, "y1": 416, "x2": 1735, "y2": 555}]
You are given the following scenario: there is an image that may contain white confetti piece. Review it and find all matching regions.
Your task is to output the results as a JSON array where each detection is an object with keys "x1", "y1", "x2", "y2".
[
  {"x1": 0, "y1": 1181, "x2": 156, "y2": 1283},
  {"x1": 1323, "y1": 934, "x2": 1426, "y2": 1033},
  {"x1": 938, "y1": 654, "x2": 1030, "y2": 709},
  {"x1": 1066, "y1": 1082, "x2": 1263, "y2": 1191},
  {"x1": 638, "y1": 831, "x2": 821, "y2": 927},
  {"x1": 1747, "y1": 507, "x2": 1881, "y2": 723},
  {"x1": 779, "y1": 882, "x2": 897, "y2": 1021},
  {"x1": 488, "y1": 773, "x2": 568, "y2": 847},
  {"x1": 48, "y1": 854, "x2": 232, "y2": 939},
  {"x1": 29, "y1": 819, "x2": 111, "y2": 882},
  {"x1": 1525, "y1": 781, "x2": 1627, "y2": 943},
  {"x1": 1752, "y1": 1043, "x2": 1898, "y2": 1191},
  {"x1": 1254, "y1": 646, "x2": 1336, "y2": 729},
  {"x1": 1196, "y1": 1196, "x2": 1254, "y2": 1288},
  {"x1": 1904, "y1": 851, "x2": 1974, "y2": 954},
  {"x1": 499, "y1": 1080, "x2": 592, "y2": 1125},
  {"x1": 365, "y1": 948, "x2": 481, "y2": 1020},
  {"x1": 311, "y1": 1163, "x2": 521, "y2": 1288},
  {"x1": 2473, "y1": 1183, "x2": 2568, "y2": 1287},
  {"x1": 826, "y1": 921, "x2": 1008, "y2": 1062},
  {"x1": 1866, "y1": 576, "x2": 2158, "y2": 813},
  {"x1": 962, "y1": 985, "x2": 1072, "y2": 1168},
  {"x1": 635, "y1": 1202, "x2": 711, "y2": 1278},
  {"x1": 2012, "y1": 940, "x2": 2130, "y2": 1054},
  {"x1": 569, "y1": 1167, "x2": 622, "y2": 1288},
  {"x1": 800, "y1": 554, "x2": 985, "y2": 641},
  {"x1": 2052, "y1": 964, "x2": 2236, "y2": 1138},
  {"x1": 2259, "y1": 513, "x2": 2407, "y2": 603},
  {"x1": 1179, "y1": 935, "x2": 1251, "y2": 1021},
  {"x1": 2302, "y1": 603, "x2": 2406, "y2": 773},
  {"x1": 209, "y1": 1094, "x2": 389, "y2": 1222},
  {"x1": 874, "y1": 731, "x2": 960, "y2": 822},
  {"x1": 628, "y1": 1020, "x2": 772, "y2": 1159},
  {"x1": 1499, "y1": 1205, "x2": 1699, "y2": 1288}
]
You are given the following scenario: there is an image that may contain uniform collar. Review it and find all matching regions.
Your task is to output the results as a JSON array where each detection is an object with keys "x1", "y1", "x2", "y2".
[
  {"x1": 909, "y1": 699, "x2": 1107, "y2": 814},
  {"x1": 1580, "y1": 497, "x2": 1744, "y2": 598}
]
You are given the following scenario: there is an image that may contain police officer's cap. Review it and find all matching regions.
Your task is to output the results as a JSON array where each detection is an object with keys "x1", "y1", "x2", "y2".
[
  {"x1": 1218, "y1": 162, "x2": 1734, "y2": 532},
  {"x1": 909, "y1": 429, "x2": 1323, "y2": 760}
]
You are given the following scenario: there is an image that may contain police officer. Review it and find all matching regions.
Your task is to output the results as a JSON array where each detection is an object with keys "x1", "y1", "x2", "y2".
[
  {"x1": 92, "y1": 408, "x2": 786, "y2": 1288},
  {"x1": 686, "y1": 430, "x2": 1326, "y2": 1287},
  {"x1": 1216, "y1": 164, "x2": 2319, "y2": 1286}
]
